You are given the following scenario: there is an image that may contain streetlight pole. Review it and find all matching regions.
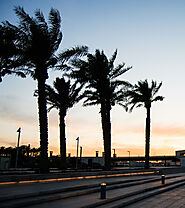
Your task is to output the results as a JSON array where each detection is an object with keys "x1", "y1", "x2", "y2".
[
  {"x1": 113, "y1": 149, "x2": 116, "y2": 158},
  {"x1": 127, "y1": 151, "x2": 130, "y2": 167},
  {"x1": 80, "y1": 146, "x2": 82, "y2": 158},
  {"x1": 76, "y1": 137, "x2": 79, "y2": 169},
  {"x1": 15, "y1": 128, "x2": 21, "y2": 168},
  {"x1": 80, "y1": 146, "x2": 82, "y2": 168}
]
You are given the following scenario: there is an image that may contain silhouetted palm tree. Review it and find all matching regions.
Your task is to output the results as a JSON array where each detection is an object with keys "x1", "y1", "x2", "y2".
[
  {"x1": 124, "y1": 80, "x2": 164, "y2": 169},
  {"x1": 0, "y1": 146, "x2": 5, "y2": 156},
  {"x1": 44, "y1": 78, "x2": 83, "y2": 169},
  {"x1": 69, "y1": 49, "x2": 132, "y2": 170},
  {"x1": 2, "y1": 7, "x2": 88, "y2": 172},
  {"x1": 2, "y1": 6, "x2": 63, "y2": 172}
]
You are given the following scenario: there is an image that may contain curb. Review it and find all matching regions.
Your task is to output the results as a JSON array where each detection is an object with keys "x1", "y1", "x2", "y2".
[{"x1": 0, "y1": 170, "x2": 159, "y2": 184}]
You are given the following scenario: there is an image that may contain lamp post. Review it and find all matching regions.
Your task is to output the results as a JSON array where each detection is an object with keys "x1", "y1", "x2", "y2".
[
  {"x1": 113, "y1": 149, "x2": 116, "y2": 158},
  {"x1": 96, "y1": 151, "x2": 99, "y2": 157},
  {"x1": 15, "y1": 128, "x2": 21, "y2": 168},
  {"x1": 127, "y1": 150, "x2": 130, "y2": 167},
  {"x1": 80, "y1": 146, "x2": 82, "y2": 168},
  {"x1": 76, "y1": 137, "x2": 79, "y2": 169}
]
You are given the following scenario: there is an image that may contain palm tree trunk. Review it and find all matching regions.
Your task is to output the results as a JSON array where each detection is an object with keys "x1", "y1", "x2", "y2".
[
  {"x1": 59, "y1": 110, "x2": 66, "y2": 170},
  {"x1": 37, "y1": 77, "x2": 49, "y2": 173},
  {"x1": 145, "y1": 106, "x2": 151, "y2": 169},
  {"x1": 101, "y1": 103, "x2": 111, "y2": 170}
]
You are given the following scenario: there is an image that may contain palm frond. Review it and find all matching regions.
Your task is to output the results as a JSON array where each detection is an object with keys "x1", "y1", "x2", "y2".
[
  {"x1": 152, "y1": 95, "x2": 164, "y2": 102},
  {"x1": 48, "y1": 8, "x2": 62, "y2": 52},
  {"x1": 109, "y1": 49, "x2": 117, "y2": 69},
  {"x1": 69, "y1": 58, "x2": 87, "y2": 70},
  {"x1": 111, "y1": 80, "x2": 132, "y2": 89},
  {"x1": 14, "y1": 6, "x2": 34, "y2": 25},
  {"x1": 152, "y1": 81, "x2": 163, "y2": 96},
  {"x1": 56, "y1": 64, "x2": 73, "y2": 72},
  {"x1": 129, "y1": 103, "x2": 138, "y2": 112},
  {"x1": 58, "y1": 46, "x2": 88, "y2": 64},
  {"x1": 47, "y1": 105, "x2": 56, "y2": 112},
  {"x1": 124, "y1": 79, "x2": 164, "y2": 112},
  {"x1": 35, "y1": 9, "x2": 47, "y2": 27},
  {"x1": 63, "y1": 48, "x2": 132, "y2": 110},
  {"x1": 48, "y1": 8, "x2": 61, "y2": 35},
  {"x1": 40, "y1": 77, "x2": 84, "y2": 113},
  {"x1": 136, "y1": 103, "x2": 143, "y2": 108},
  {"x1": 83, "y1": 100, "x2": 99, "y2": 107}
]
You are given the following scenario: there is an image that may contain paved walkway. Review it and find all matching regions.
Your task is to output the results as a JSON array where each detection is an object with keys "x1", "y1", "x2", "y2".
[
  {"x1": 1, "y1": 170, "x2": 185, "y2": 208},
  {"x1": 127, "y1": 185, "x2": 185, "y2": 208},
  {"x1": 1, "y1": 173, "x2": 183, "y2": 208},
  {"x1": 22, "y1": 174, "x2": 185, "y2": 208},
  {"x1": 0, "y1": 175, "x2": 156, "y2": 199},
  {"x1": 0, "y1": 168, "x2": 158, "y2": 183}
]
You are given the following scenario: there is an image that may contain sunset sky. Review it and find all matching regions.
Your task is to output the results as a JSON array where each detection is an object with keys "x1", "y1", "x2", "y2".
[{"x1": 1, "y1": 0, "x2": 185, "y2": 157}]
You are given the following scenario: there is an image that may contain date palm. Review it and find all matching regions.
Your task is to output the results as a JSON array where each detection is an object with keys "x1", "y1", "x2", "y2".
[
  {"x1": 2, "y1": 6, "x2": 63, "y2": 172},
  {"x1": 124, "y1": 80, "x2": 164, "y2": 169},
  {"x1": 69, "y1": 49, "x2": 132, "y2": 170},
  {"x1": 44, "y1": 78, "x2": 83, "y2": 169}
]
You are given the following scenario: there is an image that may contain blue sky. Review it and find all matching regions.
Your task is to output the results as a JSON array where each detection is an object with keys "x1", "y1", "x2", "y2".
[{"x1": 1, "y1": 0, "x2": 185, "y2": 156}]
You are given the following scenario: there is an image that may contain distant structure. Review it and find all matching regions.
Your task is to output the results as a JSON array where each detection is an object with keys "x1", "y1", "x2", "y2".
[
  {"x1": 81, "y1": 157, "x2": 104, "y2": 168},
  {"x1": 176, "y1": 150, "x2": 185, "y2": 158},
  {"x1": 0, "y1": 157, "x2": 10, "y2": 170},
  {"x1": 176, "y1": 150, "x2": 185, "y2": 167}
]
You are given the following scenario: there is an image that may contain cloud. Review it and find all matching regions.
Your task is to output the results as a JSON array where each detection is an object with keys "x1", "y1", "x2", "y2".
[
  {"x1": 112, "y1": 123, "x2": 185, "y2": 137},
  {"x1": 0, "y1": 101, "x2": 37, "y2": 126},
  {"x1": 49, "y1": 145, "x2": 59, "y2": 155},
  {"x1": 0, "y1": 137, "x2": 16, "y2": 147},
  {"x1": 152, "y1": 125, "x2": 185, "y2": 137},
  {"x1": 112, "y1": 125, "x2": 144, "y2": 136}
]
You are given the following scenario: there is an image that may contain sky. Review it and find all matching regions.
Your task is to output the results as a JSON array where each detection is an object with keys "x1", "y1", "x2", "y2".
[{"x1": 1, "y1": 0, "x2": 185, "y2": 157}]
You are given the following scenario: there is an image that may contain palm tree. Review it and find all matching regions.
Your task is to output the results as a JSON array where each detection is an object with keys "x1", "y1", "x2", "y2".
[
  {"x1": 68, "y1": 49, "x2": 132, "y2": 170},
  {"x1": 2, "y1": 6, "x2": 63, "y2": 172},
  {"x1": 36, "y1": 77, "x2": 83, "y2": 169},
  {"x1": 2, "y1": 7, "x2": 88, "y2": 172},
  {"x1": 124, "y1": 80, "x2": 164, "y2": 169}
]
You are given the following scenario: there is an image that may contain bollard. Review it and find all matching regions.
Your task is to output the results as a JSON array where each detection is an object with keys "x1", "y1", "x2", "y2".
[
  {"x1": 100, "y1": 183, "x2": 106, "y2": 199},
  {"x1": 161, "y1": 175, "x2": 165, "y2": 184}
]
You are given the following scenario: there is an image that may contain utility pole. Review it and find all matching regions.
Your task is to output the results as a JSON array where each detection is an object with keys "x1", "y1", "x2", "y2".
[
  {"x1": 15, "y1": 128, "x2": 21, "y2": 168},
  {"x1": 113, "y1": 149, "x2": 116, "y2": 158},
  {"x1": 76, "y1": 137, "x2": 79, "y2": 169},
  {"x1": 96, "y1": 151, "x2": 99, "y2": 157},
  {"x1": 80, "y1": 146, "x2": 82, "y2": 168},
  {"x1": 127, "y1": 150, "x2": 130, "y2": 167},
  {"x1": 80, "y1": 146, "x2": 82, "y2": 158}
]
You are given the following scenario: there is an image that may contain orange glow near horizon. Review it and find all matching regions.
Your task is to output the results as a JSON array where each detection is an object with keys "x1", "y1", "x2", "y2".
[
  {"x1": 1, "y1": 124, "x2": 184, "y2": 157},
  {"x1": 49, "y1": 145, "x2": 177, "y2": 157}
]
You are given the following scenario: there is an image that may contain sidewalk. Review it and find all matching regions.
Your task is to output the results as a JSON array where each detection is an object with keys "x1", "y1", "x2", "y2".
[
  {"x1": 18, "y1": 174, "x2": 185, "y2": 208},
  {"x1": 126, "y1": 185, "x2": 185, "y2": 208},
  {"x1": 1, "y1": 172, "x2": 185, "y2": 208},
  {"x1": 0, "y1": 174, "x2": 158, "y2": 199}
]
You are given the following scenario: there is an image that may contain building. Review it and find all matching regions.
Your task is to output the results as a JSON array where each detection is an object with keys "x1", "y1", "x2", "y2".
[
  {"x1": 81, "y1": 157, "x2": 104, "y2": 168},
  {"x1": 176, "y1": 150, "x2": 185, "y2": 167},
  {"x1": 0, "y1": 157, "x2": 10, "y2": 170}
]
